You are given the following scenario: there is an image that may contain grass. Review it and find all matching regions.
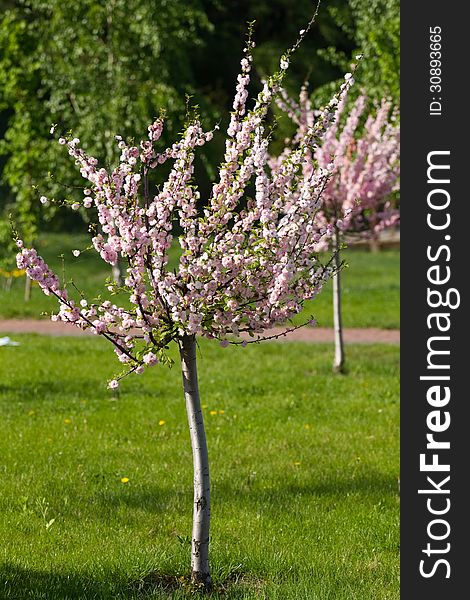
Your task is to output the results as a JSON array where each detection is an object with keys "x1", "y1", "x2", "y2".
[
  {"x1": 0, "y1": 233, "x2": 399, "y2": 329},
  {"x1": 294, "y1": 247, "x2": 399, "y2": 329},
  {"x1": 0, "y1": 335, "x2": 399, "y2": 599}
]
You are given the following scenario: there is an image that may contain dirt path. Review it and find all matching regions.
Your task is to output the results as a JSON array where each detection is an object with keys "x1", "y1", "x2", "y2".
[{"x1": 0, "y1": 319, "x2": 399, "y2": 344}]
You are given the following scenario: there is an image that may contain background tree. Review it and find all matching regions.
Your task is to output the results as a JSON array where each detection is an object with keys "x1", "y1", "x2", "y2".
[
  {"x1": 275, "y1": 86, "x2": 399, "y2": 372},
  {"x1": 0, "y1": 0, "x2": 357, "y2": 219},
  {"x1": 0, "y1": 218, "x2": 21, "y2": 291},
  {"x1": 16, "y1": 22, "x2": 357, "y2": 587},
  {"x1": 313, "y1": 0, "x2": 399, "y2": 106},
  {"x1": 0, "y1": 0, "x2": 214, "y2": 287}
]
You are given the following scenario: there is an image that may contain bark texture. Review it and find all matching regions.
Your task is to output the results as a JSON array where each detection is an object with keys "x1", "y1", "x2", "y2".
[
  {"x1": 332, "y1": 229, "x2": 345, "y2": 373},
  {"x1": 179, "y1": 334, "x2": 211, "y2": 590}
]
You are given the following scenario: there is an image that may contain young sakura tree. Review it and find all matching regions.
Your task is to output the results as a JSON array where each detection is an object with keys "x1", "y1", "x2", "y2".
[
  {"x1": 274, "y1": 87, "x2": 400, "y2": 373},
  {"x1": 16, "y1": 25, "x2": 356, "y2": 590}
]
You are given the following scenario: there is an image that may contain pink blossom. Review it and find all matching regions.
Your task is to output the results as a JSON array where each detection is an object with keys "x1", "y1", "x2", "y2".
[
  {"x1": 143, "y1": 352, "x2": 158, "y2": 366},
  {"x1": 275, "y1": 88, "x2": 399, "y2": 241},
  {"x1": 21, "y1": 38, "x2": 360, "y2": 385}
]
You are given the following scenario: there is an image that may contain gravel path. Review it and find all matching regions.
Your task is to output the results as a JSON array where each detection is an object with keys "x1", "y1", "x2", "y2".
[{"x1": 0, "y1": 319, "x2": 399, "y2": 344}]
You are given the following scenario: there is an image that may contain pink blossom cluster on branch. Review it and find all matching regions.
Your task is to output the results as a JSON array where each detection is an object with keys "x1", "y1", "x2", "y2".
[
  {"x1": 16, "y1": 38, "x2": 357, "y2": 387},
  {"x1": 274, "y1": 85, "x2": 400, "y2": 243}
]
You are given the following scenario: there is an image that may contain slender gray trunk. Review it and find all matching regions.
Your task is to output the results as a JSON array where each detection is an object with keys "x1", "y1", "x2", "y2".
[
  {"x1": 332, "y1": 229, "x2": 345, "y2": 373},
  {"x1": 24, "y1": 275, "x2": 32, "y2": 302},
  {"x1": 111, "y1": 263, "x2": 122, "y2": 286},
  {"x1": 179, "y1": 334, "x2": 211, "y2": 590}
]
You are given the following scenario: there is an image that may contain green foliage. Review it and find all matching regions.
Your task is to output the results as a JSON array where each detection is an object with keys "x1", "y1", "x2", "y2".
[
  {"x1": 295, "y1": 247, "x2": 400, "y2": 329},
  {"x1": 314, "y1": 0, "x2": 399, "y2": 105},
  {"x1": 352, "y1": 0, "x2": 400, "y2": 101},
  {"x1": 0, "y1": 0, "x2": 214, "y2": 251},
  {"x1": 0, "y1": 336, "x2": 399, "y2": 598},
  {"x1": 0, "y1": 218, "x2": 17, "y2": 270}
]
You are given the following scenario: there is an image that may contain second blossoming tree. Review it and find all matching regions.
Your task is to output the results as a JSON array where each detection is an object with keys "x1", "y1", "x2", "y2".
[
  {"x1": 275, "y1": 86, "x2": 400, "y2": 372},
  {"x1": 17, "y1": 25, "x2": 356, "y2": 590}
]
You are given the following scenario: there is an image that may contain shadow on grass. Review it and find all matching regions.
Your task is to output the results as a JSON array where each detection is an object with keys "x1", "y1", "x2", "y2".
[
  {"x1": 0, "y1": 563, "x2": 266, "y2": 599},
  {"x1": 0, "y1": 379, "x2": 105, "y2": 402},
  {"x1": 132, "y1": 569, "x2": 266, "y2": 599},
  {"x1": 90, "y1": 470, "x2": 397, "y2": 518},
  {"x1": 0, "y1": 562, "x2": 115, "y2": 599}
]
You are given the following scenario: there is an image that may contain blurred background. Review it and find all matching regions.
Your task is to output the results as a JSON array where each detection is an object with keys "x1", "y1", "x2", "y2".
[{"x1": 0, "y1": 0, "x2": 399, "y2": 320}]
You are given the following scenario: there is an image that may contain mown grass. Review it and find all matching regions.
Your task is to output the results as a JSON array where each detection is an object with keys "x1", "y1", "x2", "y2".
[
  {"x1": 0, "y1": 233, "x2": 399, "y2": 329},
  {"x1": 0, "y1": 335, "x2": 399, "y2": 599}
]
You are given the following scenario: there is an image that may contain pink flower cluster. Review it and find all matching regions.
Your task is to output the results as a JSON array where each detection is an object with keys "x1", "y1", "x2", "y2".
[
  {"x1": 275, "y1": 86, "x2": 400, "y2": 243},
  {"x1": 17, "y1": 42, "x2": 357, "y2": 387},
  {"x1": 16, "y1": 245, "x2": 64, "y2": 299}
]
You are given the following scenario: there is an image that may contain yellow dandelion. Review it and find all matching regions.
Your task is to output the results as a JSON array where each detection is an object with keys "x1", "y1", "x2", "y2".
[
  {"x1": 293, "y1": 461, "x2": 301, "y2": 466},
  {"x1": 158, "y1": 420, "x2": 166, "y2": 426},
  {"x1": 303, "y1": 424, "x2": 311, "y2": 430},
  {"x1": 64, "y1": 418, "x2": 72, "y2": 424},
  {"x1": 121, "y1": 477, "x2": 129, "y2": 484},
  {"x1": 219, "y1": 410, "x2": 225, "y2": 415},
  {"x1": 209, "y1": 410, "x2": 217, "y2": 416}
]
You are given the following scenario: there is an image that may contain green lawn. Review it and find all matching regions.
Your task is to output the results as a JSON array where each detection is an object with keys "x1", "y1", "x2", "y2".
[
  {"x1": 295, "y1": 247, "x2": 399, "y2": 329},
  {"x1": 0, "y1": 233, "x2": 399, "y2": 329},
  {"x1": 0, "y1": 335, "x2": 399, "y2": 599}
]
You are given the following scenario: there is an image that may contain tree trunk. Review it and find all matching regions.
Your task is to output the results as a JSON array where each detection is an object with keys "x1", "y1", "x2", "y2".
[
  {"x1": 369, "y1": 231, "x2": 381, "y2": 253},
  {"x1": 332, "y1": 229, "x2": 345, "y2": 373},
  {"x1": 24, "y1": 275, "x2": 32, "y2": 302},
  {"x1": 112, "y1": 263, "x2": 122, "y2": 286},
  {"x1": 179, "y1": 334, "x2": 211, "y2": 591}
]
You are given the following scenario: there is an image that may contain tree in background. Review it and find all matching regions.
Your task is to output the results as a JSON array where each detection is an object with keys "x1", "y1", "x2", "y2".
[
  {"x1": 16, "y1": 18, "x2": 357, "y2": 586},
  {"x1": 0, "y1": 219, "x2": 21, "y2": 291},
  {"x1": 275, "y1": 86, "x2": 399, "y2": 372},
  {"x1": 0, "y1": 0, "x2": 357, "y2": 206},
  {"x1": 314, "y1": 0, "x2": 399, "y2": 105},
  {"x1": 0, "y1": 0, "x2": 214, "y2": 289}
]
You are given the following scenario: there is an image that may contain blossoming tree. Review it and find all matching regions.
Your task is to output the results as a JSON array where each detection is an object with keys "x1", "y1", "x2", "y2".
[
  {"x1": 275, "y1": 87, "x2": 400, "y2": 372},
  {"x1": 16, "y1": 22, "x2": 356, "y2": 589}
]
